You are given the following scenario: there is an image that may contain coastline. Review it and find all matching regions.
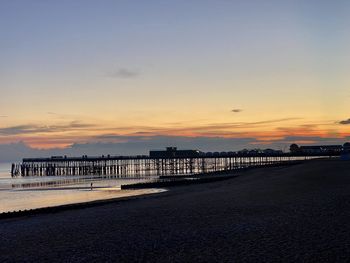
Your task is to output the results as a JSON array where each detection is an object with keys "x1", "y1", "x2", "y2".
[
  {"x1": 0, "y1": 188, "x2": 166, "y2": 220},
  {"x1": 0, "y1": 160, "x2": 302, "y2": 217},
  {"x1": 1, "y1": 159, "x2": 350, "y2": 262}
]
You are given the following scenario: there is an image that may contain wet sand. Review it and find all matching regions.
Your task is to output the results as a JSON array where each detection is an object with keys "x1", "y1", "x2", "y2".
[
  {"x1": 0, "y1": 173, "x2": 159, "y2": 213},
  {"x1": 1, "y1": 159, "x2": 350, "y2": 262},
  {"x1": 0, "y1": 188, "x2": 164, "y2": 213}
]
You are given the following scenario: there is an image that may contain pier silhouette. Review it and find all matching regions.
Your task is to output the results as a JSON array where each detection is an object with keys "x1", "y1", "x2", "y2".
[{"x1": 11, "y1": 147, "x2": 341, "y2": 177}]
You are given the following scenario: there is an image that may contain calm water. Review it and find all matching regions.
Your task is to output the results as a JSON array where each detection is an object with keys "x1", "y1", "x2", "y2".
[
  {"x1": 0, "y1": 162, "x2": 161, "y2": 213},
  {"x1": 0, "y1": 162, "x2": 11, "y2": 179}
]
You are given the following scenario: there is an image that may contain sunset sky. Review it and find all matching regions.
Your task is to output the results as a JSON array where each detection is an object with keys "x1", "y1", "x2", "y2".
[{"x1": 1, "y1": 0, "x2": 350, "y2": 154}]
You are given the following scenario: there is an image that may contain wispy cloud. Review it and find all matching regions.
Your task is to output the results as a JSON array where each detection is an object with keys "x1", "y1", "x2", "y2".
[
  {"x1": 0, "y1": 115, "x2": 8, "y2": 118},
  {"x1": 106, "y1": 68, "x2": 140, "y2": 79},
  {"x1": 0, "y1": 117, "x2": 303, "y2": 138},
  {"x1": 339, "y1": 118, "x2": 350, "y2": 125},
  {"x1": 231, "y1": 109, "x2": 243, "y2": 113},
  {"x1": 0, "y1": 121, "x2": 95, "y2": 135},
  {"x1": 84, "y1": 118, "x2": 305, "y2": 142},
  {"x1": 165, "y1": 118, "x2": 302, "y2": 132},
  {"x1": 3, "y1": 117, "x2": 345, "y2": 150}
]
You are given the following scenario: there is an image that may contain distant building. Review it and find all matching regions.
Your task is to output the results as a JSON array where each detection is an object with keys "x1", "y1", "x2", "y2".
[
  {"x1": 290, "y1": 143, "x2": 344, "y2": 154},
  {"x1": 301, "y1": 145, "x2": 343, "y2": 154},
  {"x1": 290, "y1": 144, "x2": 300, "y2": 153},
  {"x1": 149, "y1": 147, "x2": 202, "y2": 158}
]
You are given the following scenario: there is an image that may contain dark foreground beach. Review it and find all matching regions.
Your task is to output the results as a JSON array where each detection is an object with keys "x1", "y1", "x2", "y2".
[{"x1": 1, "y1": 159, "x2": 350, "y2": 262}]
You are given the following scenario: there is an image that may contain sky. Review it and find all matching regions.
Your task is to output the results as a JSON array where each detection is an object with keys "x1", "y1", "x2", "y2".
[{"x1": 0, "y1": 0, "x2": 350, "y2": 159}]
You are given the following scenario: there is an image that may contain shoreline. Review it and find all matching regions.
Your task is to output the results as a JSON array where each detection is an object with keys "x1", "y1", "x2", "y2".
[
  {"x1": 0, "y1": 188, "x2": 166, "y2": 220},
  {"x1": 0, "y1": 160, "x2": 305, "y2": 219},
  {"x1": 0, "y1": 159, "x2": 319, "y2": 218},
  {"x1": 124, "y1": 160, "x2": 304, "y2": 189},
  {"x1": 1, "y1": 159, "x2": 350, "y2": 261}
]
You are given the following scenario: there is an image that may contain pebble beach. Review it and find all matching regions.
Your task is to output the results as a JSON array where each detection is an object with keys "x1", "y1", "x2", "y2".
[{"x1": 1, "y1": 159, "x2": 350, "y2": 262}]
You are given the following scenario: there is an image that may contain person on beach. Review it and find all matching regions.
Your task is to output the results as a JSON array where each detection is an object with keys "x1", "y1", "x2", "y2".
[{"x1": 90, "y1": 182, "x2": 93, "y2": 191}]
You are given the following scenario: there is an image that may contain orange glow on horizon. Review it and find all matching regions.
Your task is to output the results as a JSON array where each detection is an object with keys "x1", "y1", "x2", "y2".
[
  {"x1": 1, "y1": 128, "x2": 348, "y2": 150},
  {"x1": 0, "y1": 116, "x2": 349, "y2": 149}
]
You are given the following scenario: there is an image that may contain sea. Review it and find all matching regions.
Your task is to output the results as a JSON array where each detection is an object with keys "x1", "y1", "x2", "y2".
[{"x1": 0, "y1": 162, "x2": 161, "y2": 213}]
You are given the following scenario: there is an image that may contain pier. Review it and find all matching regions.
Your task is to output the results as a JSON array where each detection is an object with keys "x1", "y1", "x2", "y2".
[{"x1": 11, "y1": 147, "x2": 340, "y2": 177}]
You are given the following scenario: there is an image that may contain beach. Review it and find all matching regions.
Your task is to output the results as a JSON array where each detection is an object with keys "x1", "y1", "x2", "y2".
[{"x1": 1, "y1": 159, "x2": 350, "y2": 262}]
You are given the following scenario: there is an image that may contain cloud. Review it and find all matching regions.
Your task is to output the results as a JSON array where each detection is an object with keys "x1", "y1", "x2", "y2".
[
  {"x1": 0, "y1": 136, "x2": 262, "y2": 162},
  {"x1": 159, "y1": 117, "x2": 302, "y2": 132},
  {"x1": 69, "y1": 117, "x2": 301, "y2": 135},
  {"x1": 339, "y1": 118, "x2": 350, "y2": 125},
  {"x1": 0, "y1": 117, "x2": 328, "y2": 151},
  {"x1": 0, "y1": 117, "x2": 301, "y2": 138},
  {"x1": 0, "y1": 115, "x2": 8, "y2": 118},
  {"x1": 0, "y1": 121, "x2": 95, "y2": 135},
  {"x1": 2, "y1": 135, "x2": 350, "y2": 162},
  {"x1": 106, "y1": 68, "x2": 139, "y2": 79},
  {"x1": 231, "y1": 109, "x2": 243, "y2": 113}
]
